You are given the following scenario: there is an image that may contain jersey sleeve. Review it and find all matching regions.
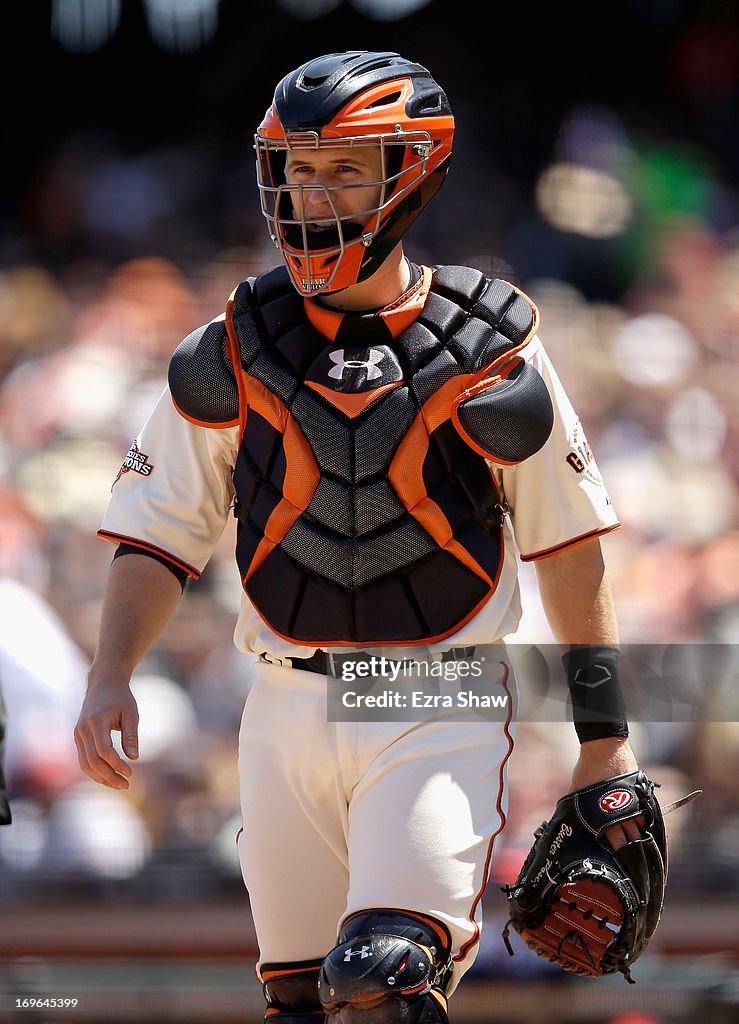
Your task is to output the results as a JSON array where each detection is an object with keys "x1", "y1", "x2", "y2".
[
  {"x1": 98, "y1": 385, "x2": 239, "y2": 579},
  {"x1": 500, "y1": 337, "x2": 619, "y2": 561}
]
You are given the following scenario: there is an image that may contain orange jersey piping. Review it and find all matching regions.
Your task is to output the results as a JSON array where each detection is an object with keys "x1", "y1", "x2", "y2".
[
  {"x1": 520, "y1": 523, "x2": 620, "y2": 563},
  {"x1": 96, "y1": 530, "x2": 201, "y2": 579},
  {"x1": 224, "y1": 287, "x2": 250, "y2": 441},
  {"x1": 169, "y1": 391, "x2": 239, "y2": 430}
]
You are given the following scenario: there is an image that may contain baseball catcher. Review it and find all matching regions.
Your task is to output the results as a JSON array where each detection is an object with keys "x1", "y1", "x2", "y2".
[
  {"x1": 74, "y1": 47, "x2": 700, "y2": 1024},
  {"x1": 502, "y1": 770, "x2": 700, "y2": 982}
]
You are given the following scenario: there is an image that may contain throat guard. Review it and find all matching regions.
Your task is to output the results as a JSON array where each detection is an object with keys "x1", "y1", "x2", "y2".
[{"x1": 224, "y1": 264, "x2": 539, "y2": 646}]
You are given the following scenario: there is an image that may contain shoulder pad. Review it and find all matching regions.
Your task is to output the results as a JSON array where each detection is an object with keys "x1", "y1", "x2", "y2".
[
  {"x1": 230, "y1": 277, "x2": 255, "y2": 317},
  {"x1": 168, "y1": 319, "x2": 239, "y2": 426},
  {"x1": 253, "y1": 265, "x2": 295, "y2": 308},
  {"x1": 431, "y1": 265, "x2": 534, "y2": 336},
  {"x1": 473, "y1": 281, "x2": 536, "y2": 346},
  {"x1": 431, "y1": 265, "x2": 488, "y2": 307},
  {"x1": 231, "y1": 267, "x2": 294, "y2": 316},
  {"x1": 229, "y1": 266, "x2": 304, "y2": 370},
  {"x1": 432, "y1": 266, "x2": 536, "y2": 342},
  {"x1": 425, "y1": 267, "x2": 537, "y2": 372}
]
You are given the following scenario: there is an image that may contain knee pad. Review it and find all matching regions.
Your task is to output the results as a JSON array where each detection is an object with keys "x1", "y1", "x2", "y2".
[
  {"x1": 261, "y1": 960, "x2": 324, "y2": 1022},
  {"x1": 452, "y1": 357, "x2": 554, "y2": 465},
  {"x1": 318, "y1": 911, "x2": 452, "y2": 1023}
]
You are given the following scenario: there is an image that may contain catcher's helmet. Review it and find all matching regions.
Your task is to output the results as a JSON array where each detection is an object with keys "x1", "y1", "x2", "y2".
[{"x1": 255, "y1": 51, "x2": 454, "y2": 296}]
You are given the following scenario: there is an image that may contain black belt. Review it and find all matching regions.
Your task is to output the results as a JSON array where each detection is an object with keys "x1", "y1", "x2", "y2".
[
  {"x1": 261, "y1": 647, "x2": 476, "y2": 676},
  {"x1": 292, "y1": 650, "x2": 330, "y2": 674}
]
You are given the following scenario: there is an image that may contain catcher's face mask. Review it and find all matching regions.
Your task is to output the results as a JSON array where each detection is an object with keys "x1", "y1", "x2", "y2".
[{"x1": 255, "y1": 51, "x2": 454, "y2": 296}]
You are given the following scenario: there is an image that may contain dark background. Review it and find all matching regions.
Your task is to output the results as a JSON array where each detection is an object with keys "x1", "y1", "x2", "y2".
[{"x1": 3, "y1": 0, "x2": 739, "y2": 299}]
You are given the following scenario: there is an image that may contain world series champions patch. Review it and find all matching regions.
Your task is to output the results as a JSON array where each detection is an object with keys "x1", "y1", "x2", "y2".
[{"x1": 113, "y1": 442, "x2": 154, "y2": 486}]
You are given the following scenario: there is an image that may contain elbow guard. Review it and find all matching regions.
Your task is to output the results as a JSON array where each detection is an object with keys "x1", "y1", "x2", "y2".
[{"x1": 452, "y1": 358, "x2": 554, "y2": 465}]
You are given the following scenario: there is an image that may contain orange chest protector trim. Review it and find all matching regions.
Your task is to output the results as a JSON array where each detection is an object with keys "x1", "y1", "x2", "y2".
[{"x1": 224, "y1": 264, "x2": 538, "y2": 646}]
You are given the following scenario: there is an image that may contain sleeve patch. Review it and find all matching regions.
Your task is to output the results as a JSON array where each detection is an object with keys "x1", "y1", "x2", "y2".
[
  {"x1": 566, "y1": 419, "x2": 603, "y2": 485},
  {"x1": 113, "y1": 441, "x2": 154, "y2": 486}
]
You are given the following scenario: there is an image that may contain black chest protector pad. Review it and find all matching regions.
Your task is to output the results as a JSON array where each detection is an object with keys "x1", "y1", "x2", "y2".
[{"x1": 177, "y1": 265, "x2": 543, "y2": 646}]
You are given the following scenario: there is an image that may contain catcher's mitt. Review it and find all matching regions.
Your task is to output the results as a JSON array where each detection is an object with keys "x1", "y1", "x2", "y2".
[{"x1": 502, "y1": 771, "x2": 700, "y2": 983}]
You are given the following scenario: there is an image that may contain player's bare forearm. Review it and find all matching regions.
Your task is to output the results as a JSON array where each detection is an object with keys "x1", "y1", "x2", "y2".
[
  {"x1": 88, "y1": 553, "x2": 183, "y2": 684},
  {"x1": 534, "y1": 537, "x2": 618, "y2": 647},
  {"x1": 534, "y1": 538, "x2": 640, "y2": 846},
  {"x1": 75, "y1": 553, "x2": 183, "y2": 789}
]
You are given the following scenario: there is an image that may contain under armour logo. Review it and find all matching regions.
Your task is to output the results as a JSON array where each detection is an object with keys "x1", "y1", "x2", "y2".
[
  {"x1": 343, "y1": 945, "x2": 372, "y2": 961},
  {"x1": 328, "y1": 348, "x2": 384, "y2": 381}
]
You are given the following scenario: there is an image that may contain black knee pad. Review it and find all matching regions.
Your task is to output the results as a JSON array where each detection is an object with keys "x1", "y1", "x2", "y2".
[
  {"x1": 261, "y1": 960, "x2": 324, "y2": 1022},
  {"x1": 318, "y1": 911, "x2": 452, "y2": 1023}
]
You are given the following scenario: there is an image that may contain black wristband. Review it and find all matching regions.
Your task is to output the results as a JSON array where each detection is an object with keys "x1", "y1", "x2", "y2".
[{"x1": 562, "y1": 645, "x2": 629, "y2": 743}]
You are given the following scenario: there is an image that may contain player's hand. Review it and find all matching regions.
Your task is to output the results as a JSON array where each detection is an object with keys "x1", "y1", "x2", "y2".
[
  {"x1": 74, "y1": 678, "x2": 139, "y2": 790},
  {"x1": 569, "y1": 736, "x2": 645, "y2": 851}
]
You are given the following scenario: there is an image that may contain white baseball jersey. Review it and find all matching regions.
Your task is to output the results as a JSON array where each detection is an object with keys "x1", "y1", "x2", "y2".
[
  {"x1": 98, "y1": 277, "x2": 618, "y2": 983},
  {"x1": 100, "y1": 331, "x2": 618, "y2": 658}
]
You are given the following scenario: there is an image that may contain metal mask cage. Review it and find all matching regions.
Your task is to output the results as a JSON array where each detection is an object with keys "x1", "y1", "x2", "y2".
[{"x1": 254, "y1": 130, "x2": 434, "y2": 293}]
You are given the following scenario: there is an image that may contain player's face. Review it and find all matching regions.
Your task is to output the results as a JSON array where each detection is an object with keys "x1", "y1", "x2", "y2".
[{"x1": 284, "y1": 145, "x2": 384, "y2": 230}]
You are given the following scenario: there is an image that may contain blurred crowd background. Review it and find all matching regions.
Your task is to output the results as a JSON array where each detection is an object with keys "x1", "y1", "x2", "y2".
[{"x1": 0, "y1": 0, "x2": 737, "y2": 1014}]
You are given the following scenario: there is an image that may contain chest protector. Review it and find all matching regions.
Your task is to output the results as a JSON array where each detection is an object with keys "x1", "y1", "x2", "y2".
[{"x1": 224, "y1": 264, "x2": 537, "y2": 646}]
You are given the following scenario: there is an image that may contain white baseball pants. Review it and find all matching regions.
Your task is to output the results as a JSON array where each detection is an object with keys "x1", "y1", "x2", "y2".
[{"x1": 237, "y1": 657, "x2": 514, "y2": 994}]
